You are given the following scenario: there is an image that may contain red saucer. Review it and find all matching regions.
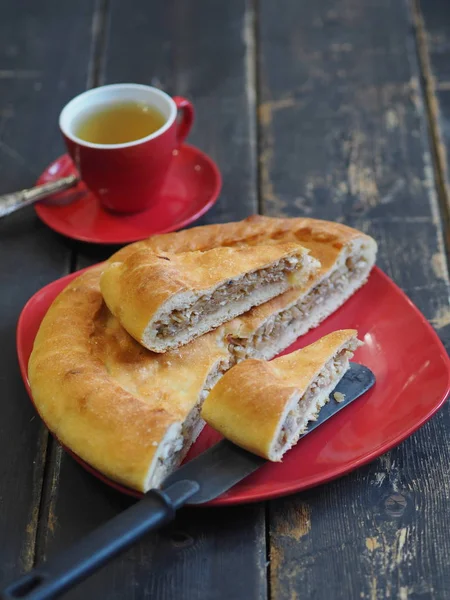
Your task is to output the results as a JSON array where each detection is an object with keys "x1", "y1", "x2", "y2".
[
  {"x1": 17, "y1": 267, "x2": 450, "y2": 505},
  {"x1": 35, "y1": 145, "x2": 221, "y2": 244}
]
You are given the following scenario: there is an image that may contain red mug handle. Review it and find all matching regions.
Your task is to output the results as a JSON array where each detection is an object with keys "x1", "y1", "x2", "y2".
[{"x1": 173, "y1": 96, "x2": 194, "y2": 145}]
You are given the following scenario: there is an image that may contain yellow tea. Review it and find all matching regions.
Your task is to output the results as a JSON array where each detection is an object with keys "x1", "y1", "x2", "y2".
[{"x1": 75, "y1": 101, "x2": 166, "y2": 144}]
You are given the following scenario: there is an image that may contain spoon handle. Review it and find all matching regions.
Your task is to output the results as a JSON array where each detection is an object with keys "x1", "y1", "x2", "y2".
[{"x1": 0, "y1": 175, "x2": 79, "y2": 218}]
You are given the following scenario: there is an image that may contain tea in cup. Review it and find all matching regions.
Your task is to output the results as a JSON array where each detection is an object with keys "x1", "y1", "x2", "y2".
[{"x1": 59, "y1": 84, "x2": 194, "y2": 214}]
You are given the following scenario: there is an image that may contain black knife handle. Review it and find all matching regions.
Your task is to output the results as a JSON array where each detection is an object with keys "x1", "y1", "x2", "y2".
[{"x1": 1, "y1": 480, "x2": 198, "y2": 600}]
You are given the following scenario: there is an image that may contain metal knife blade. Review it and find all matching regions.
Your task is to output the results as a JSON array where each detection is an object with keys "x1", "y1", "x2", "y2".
[{"x1": 162, "y1": 362, "x2": 375, "y2": 504}]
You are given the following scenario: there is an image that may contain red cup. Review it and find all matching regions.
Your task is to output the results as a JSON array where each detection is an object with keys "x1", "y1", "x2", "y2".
[{"x1": 59, "y1": 84, "x2": 194, "y2": 214}]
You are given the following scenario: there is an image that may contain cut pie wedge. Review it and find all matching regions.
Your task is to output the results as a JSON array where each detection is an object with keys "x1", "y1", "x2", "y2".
[
  {"x1": 109, "y1": 215, "x2": 377, "y2": 360},
  {"x1": 100, "y1": 243, "x2": 319, "y2": 353},
  {"x1": 201, "y1": 330, "x2": 361, "y2": 460}
]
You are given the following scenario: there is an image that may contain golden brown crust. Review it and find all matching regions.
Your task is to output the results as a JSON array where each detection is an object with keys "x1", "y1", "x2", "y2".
[
  {"x1": 110, "y1": 215, "x2": 367, "y2": 262},
  {"x1": 201, "y1": 330, "x2": 358, "y2": 458},
  {"x1": 28, "y1": 216, "x2": 375, "y2": 491},
  {"x1": 100, "y1": 242, "x2": 313, "y2": 349},
  {"x1": 109, "y1": 216, "x2": 375, "y2": 338},
  {"x1": 28, "y1": 267, "x2": 229, "y2": 491}
]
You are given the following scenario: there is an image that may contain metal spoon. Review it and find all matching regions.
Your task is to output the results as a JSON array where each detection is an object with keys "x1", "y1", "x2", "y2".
[{"x1": 0, "y1": 175, "x2": 79, "y2": 218}]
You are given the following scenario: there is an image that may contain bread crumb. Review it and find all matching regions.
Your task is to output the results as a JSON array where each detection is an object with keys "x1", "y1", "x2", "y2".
[{"x1": 333, "y1": 391, "x2": 345, "y2": 403}]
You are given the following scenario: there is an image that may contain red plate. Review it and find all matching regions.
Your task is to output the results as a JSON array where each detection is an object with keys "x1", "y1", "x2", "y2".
[
  {"x1": 17, "y1": 267, "x2": 450, "y2": 505},
  {"x1": 34, "y1": 147, "x2": 221, "y2": 244}
]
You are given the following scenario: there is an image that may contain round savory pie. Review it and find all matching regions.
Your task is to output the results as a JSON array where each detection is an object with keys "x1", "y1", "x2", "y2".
[{"x1": 28, "y1": 216, "x2": 377, "y2": 492}]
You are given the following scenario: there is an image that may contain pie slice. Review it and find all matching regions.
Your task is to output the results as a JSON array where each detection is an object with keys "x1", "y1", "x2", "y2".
[
  {"x1": 100, "y1": 243, "x2": 319, "y2": 352},
  {"x1": 223, "y1": 228, "x2": 376, "y2": 361},
  {"x1": 109, "y1": 216, "x2": 377, "y2": 360},
  {"x1": 201, "y1": 330, "x2": 361, "y2": 460}
]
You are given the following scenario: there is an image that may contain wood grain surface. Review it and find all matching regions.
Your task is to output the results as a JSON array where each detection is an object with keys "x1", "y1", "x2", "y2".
[
  {"x1": 0, "y1": 0, "x2": 449, "y2": 598},
  {"x1": 257, "y1": 0, "x2": 450, "y2": 598}
]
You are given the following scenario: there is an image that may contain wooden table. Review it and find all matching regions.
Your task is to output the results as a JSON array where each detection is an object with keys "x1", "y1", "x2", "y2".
[{"x1": 1, "y1": 1, "x2": 449, "y2": 598}]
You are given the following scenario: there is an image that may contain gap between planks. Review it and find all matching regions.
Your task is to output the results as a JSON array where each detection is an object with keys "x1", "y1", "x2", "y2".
[
  {"x1": 246, "y1": 0, "x2": 263, "y2": 216},
  {"x1": 246, "y1": 1, "x2": 271, "y2": 596},
  {"x1": 411, "y1": 0, "x2": 450, "y2": 269},
  {"x1": 86, "y1": 0, "x2": 111, "y2": 90},
  {"x1": 247, "y1": 1, "x2": 272, "y2": 596}
]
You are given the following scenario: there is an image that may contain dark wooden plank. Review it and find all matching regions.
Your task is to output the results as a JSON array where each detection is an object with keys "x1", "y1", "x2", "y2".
[
  {"x1": 258, "y1": 1, "x2": 439, "y2": 222},
  {"x1": 258, "y1": 0, "x2": 450, "y2": 598},
  {"x1": 0, "y1": 0, "x2": 96, "y2": 584},
  {"x1": 38, "y1": 2, "x2": 266, "y2": 599},
  {"x1": 102, "y1": 0, "x2": 258, "y2": 226}
]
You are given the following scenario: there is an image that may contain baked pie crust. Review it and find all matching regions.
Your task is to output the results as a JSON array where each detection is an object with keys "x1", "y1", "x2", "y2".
[
  {"x1": 202, "y1": 330, "x2": 360, "y2": 460},
  {"x1": 100, "y1": 242, "x2": 319, "y2": 352},
  {"x1": 28, "y1": 216, "x2": 377, "y2": 491}
]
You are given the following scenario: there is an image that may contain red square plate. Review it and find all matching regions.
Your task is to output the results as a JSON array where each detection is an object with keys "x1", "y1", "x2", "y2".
[{"x1": 17, "y1": 267, "x2": 450, "y2": 505}]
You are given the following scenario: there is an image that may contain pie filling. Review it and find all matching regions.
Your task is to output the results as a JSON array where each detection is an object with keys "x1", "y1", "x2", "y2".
[
  {"x1": 150, "y1": 251, "x2": 370, "y2": 486},
  {"x1": 227, "y1": 254, "x2": 369, "y2": 361},
  {"x1": 273, "y1": 341, "x2": 358, "y2": 457},
  {"x1": 153, "y1": 256, "x2": 303, "y2": 340},
  {"x1": 153, "y1": 358, "x2": 231, "y2": 483}
]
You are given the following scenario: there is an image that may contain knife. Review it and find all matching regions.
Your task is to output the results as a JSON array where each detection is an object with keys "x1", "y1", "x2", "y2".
[{"x1": 1, "y1": 363, "x2": 375, "y2": 600}]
